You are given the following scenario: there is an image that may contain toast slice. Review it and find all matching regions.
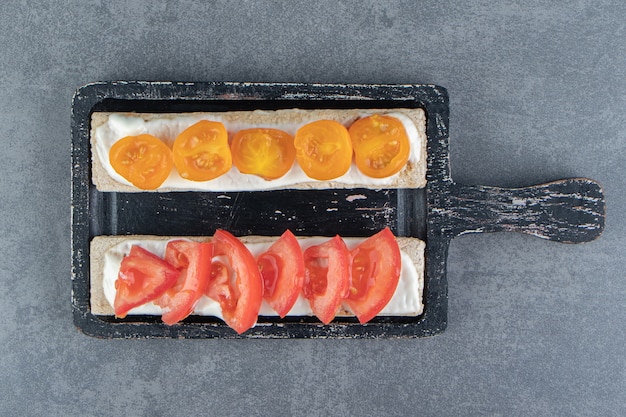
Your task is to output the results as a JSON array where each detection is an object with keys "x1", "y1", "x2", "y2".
[
  {"x1": 90, "y1": 108, "x2": 427, "y2": 192},
  {"x1": 90, "y1": 235, "x2": 425, "y2": 318}
]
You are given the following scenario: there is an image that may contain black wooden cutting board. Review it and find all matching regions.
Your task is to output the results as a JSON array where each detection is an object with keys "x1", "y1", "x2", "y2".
[{"x1": 71, "y1": 82, "x2": 605, "y2": 338}]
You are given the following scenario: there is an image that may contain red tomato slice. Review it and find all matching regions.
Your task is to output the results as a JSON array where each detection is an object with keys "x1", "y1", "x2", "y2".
[
  {"x1": 345, "y1": 228, "x2": 401, "y2": 324},
  {"x1": 154, "y1": 240, "x2": 213, "y2": 325},
  {"x1": 257, "y1": 230, "x2": 305, "y2": 317},
  {"x1": 302, "y1": 236, "x2": 351, "y2": 324},
  {"x1": 207, "y1": 230, "x2": 263, "y2": 334},
  {"x1": 205, "y1": 260, "x2": 237, "y2": 312},
  {"x1": 114, "y1": 245, "x2": 179, "y2": 318}
]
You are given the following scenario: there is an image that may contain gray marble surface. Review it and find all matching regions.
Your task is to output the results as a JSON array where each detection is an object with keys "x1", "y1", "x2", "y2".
[{"x1": 1, "y1": 1, "x2": 624, "y2": 416}]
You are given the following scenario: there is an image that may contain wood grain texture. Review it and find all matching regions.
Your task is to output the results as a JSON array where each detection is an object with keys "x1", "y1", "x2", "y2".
[{"x1": 437, "y1": 179, "x2": 605, "y2": 243}]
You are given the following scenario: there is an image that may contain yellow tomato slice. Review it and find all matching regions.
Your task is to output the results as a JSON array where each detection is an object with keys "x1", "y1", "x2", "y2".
[
  {"x1": 348, "y1": 114, "x2": 410, "y2": 178},
  {"x1": 294, "y1": 120, "x2": 353, "y2": 180},
  {"x1": 173, "y1": 120, "x2": 232, "y2": 181},
  {"x1": 109, "y1": 134, "x2": 173, "y2": 190},
  {"x1": 231, "y1": 128, "x2": 296, "y2": 180}
]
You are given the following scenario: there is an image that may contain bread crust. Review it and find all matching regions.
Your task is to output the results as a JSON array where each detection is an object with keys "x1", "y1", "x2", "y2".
[
  {"x1": 90, "y1": 235, "x2": 425, "y2": 318},
  {"x1": 90, "y1": 108, "x2": 427, "y2": 192}
]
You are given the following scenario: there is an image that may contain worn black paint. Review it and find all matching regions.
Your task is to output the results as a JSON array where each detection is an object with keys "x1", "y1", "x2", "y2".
[
  {"x1": 71, "y1": 81, "x2": 605, "y2": 339},
  {"x1": 90, "y1": 188, "x2": 426, "y2": 239}
]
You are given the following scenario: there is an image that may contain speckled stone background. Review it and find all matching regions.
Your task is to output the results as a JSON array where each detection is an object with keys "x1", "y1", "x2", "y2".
[{"x1": 1, "y1": 1, "x2": 624, "y2": 416}]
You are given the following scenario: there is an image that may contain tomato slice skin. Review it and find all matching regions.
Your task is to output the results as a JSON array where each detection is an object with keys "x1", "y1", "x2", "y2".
[
  {"x1": 231, "y1": 128, "x2": 296, "y2": 180},
  {"x1": 257, "y1": 230, "x2": 305, "y2": 317},
  {"x1": 302, "y1": 235, "x2": 351, "y2": 324},
  {"x1": 154, "y1": 240, "x2": 213, "y2": 325},
  {"x1": 172, "y1": 120, "x2": 232, "y2": 181},
  {"x1": 345, "y1": 228, "x2": 401, "y2": 324},
  {"x1": 113, "y1": 245, "x2": 179, "y2": 318},
  {"x1": 109, "y1": 134, "x2": 173, "y2": 190},
  {"x1": 348, "y1": 114, "x2": 410, "y2": 178},
  {"x1": 294, "y1": 120, "x2": 353, "y2": 180},
  {"x1": 209, "y1": 229, "x2": 263, "y2": 334}
]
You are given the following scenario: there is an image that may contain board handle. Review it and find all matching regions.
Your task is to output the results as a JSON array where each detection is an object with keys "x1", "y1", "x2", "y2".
[{"x1": 444, "y1": 178, "x2": 605, "y2": 243}]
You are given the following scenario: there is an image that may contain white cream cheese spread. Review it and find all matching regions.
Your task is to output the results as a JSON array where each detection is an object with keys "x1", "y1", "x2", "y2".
[{"x1": 101, "y1": 237, "x2": 424, "y2": 319}]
